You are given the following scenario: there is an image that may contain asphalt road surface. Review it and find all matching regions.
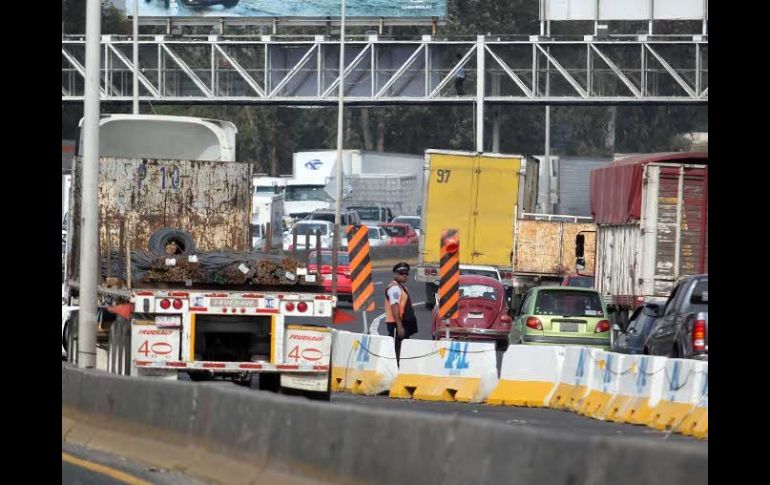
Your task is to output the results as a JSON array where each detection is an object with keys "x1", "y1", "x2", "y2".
[{"x1": 62, "y1": 442, "x2": 205, "y2": 485}]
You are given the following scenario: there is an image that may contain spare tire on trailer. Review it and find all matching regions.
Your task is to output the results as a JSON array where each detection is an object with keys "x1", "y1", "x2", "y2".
[{"x1": 148, "y1": 227, "x2": 197, "y2": 255}]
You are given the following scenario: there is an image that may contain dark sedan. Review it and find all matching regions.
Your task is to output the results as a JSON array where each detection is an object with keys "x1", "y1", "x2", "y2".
[
  {"x1": 645, "y1": 275, "x2": 708, "y2": 360},
  {"x1": 612, "y1": 301, "x2": 665, "y2": 355}
]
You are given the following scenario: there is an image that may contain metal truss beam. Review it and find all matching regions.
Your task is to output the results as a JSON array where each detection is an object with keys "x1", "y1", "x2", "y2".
[{"x1": 62, "y1": 35, "x2": 708, "y2": 105}]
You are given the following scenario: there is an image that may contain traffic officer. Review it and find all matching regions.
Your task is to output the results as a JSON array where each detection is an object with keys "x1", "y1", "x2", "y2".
[{"x1": 385, "y1": 262, "x2": 418, "y2": 361}]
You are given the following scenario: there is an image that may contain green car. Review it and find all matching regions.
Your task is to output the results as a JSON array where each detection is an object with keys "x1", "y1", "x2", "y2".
[{"x1": 509, "y1": 286, "x2": 611, "y2": 349}]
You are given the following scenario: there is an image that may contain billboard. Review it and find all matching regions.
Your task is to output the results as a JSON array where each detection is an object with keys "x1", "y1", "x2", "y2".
[
  {"x1": 543, "y1": 0, "x2": 707, "y2": 21},
  {"x1": 127, "y1": 1, "x2": 447, "y2": 18}
]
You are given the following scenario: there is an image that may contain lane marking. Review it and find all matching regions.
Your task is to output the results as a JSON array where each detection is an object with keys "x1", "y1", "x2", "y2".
[{"x1": 62, "y1": 452, "x2": 153, "y2": 485}]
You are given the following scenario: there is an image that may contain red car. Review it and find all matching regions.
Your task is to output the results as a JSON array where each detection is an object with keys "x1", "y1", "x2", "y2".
[
  {"x1": 307, "y1": 250, "x2": 352, "y2": 301},
  {"x1": 431, "y1": 275, "x2": 512, "y2": 350},
  {"x1": 561, "y1": 274, "x2": 595, "y2": 288},
  {"x1": 379, "y1": 223, "x2": 418, "y2": 245}
]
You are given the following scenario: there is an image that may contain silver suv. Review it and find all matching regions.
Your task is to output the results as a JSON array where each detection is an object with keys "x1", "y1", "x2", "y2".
[{"x1": 306, "y1": 209, "x2": 361, "y2": 227}]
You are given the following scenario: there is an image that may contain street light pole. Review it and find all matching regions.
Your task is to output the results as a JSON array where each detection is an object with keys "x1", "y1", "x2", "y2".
[
  {"x1": 331, "y1": 0, "x2": 346, "y2": 295},
  {"x1": 132, "y1": 0, "x2": 139, "y2": 114},
  {"x1": 78, "y1": 0, "x2": 102, "y2": 369}
]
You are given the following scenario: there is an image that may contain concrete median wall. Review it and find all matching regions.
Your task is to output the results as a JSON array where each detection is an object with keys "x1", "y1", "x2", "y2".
[{"x1": 62, "y1": 364, "x2": 707, "y2": 485}]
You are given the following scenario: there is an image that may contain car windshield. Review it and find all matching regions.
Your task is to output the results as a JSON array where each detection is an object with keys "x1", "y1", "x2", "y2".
[
  {"x1": 352, "y1": 207, "x2": 380, "y2": 220},
  {"x1": 294, "y1": 223, "x2": 329, "y2": 236},
  {"x1": 394, "y1": 217, "x2": 419, "y2": 230},
  {"x1": 460, "y1": 268, "x2": 499, "y2": 281},
  {"x1": 382, "y1": 225, "x2": 407, "y2": 237},
  {"x1": 285, "y1": 185, "x2": 331, "y2": 202},
  {"x1": 311, "y1": 252, "x2": 350, "y2": 265},
  {"x1": 368, "y1": 228, "x2": 383, "y2": 239},
  {"x1": 566, "y1": 276, "x2": 594, "y2": 288},
  {"x1": 534, "y1": 290, "x2": 604, "y2": 317},
  {"x1": 460, "y1": 284, "x2": 498, "y2": 301}
]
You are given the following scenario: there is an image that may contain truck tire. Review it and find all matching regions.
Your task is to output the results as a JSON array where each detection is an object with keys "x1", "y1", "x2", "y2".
[
  {"x1": 221, "y1": 0, "x2": 239, "y2": 8},
  {"x1": 188, "y1": 371, "x2": 214, "y2": 382},
  {"x1": 108, "y1": 317, "x2": 126, "y2": 375},
  {"x1": 425, "y1": 283, "x2": 437, "y2": 310},
  {"x1": 108, "y1": 317, "x2": 132, "y2": 376},
  {"x1": 67, "y1": 312, "x2": 79, "y2": 365},
  {"x1": 148, "y1": 227, "x2": 197, "y2": 255},
  {"x1": 122, "y1": 318, "x2": 132, "y2": 375},
  {"x1": 108, "y1": 320, "x2": 117, "y2": 373},
  {"x1": 62, "y1": 320, "x2": 69, "y2": 360},
  {"x1": 258, "y1": 373, "x2": 280, "y2": 392}
]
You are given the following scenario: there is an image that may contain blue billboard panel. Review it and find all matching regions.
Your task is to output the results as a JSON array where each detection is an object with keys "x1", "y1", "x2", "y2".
[{"x1": 129, "y1": 0, "x2": 447, "y2": 18}]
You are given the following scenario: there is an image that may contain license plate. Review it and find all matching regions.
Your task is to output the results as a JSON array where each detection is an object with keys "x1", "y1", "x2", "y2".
[
  {"x1": 155, "y1": 315, "x2": 181, "y2": 328},
  {"x1": 211, "y1": 298, "x2": 259, "y2": 308},
  {"x1": 304, "y1": 274, "x2": 317, "y2": 283},
  {"x1": 468, "y1": 313, "x2": 485, "y2": 319},
  {"x1": 560, "y1": 322, "x2": 579, "y2": 332}
]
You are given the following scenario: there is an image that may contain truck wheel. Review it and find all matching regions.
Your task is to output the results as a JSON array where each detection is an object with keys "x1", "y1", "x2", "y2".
[
  {"x1": 122, "y1": 319, "x2": 132, "y2": 375},
  {"x1": 425, "y1": 283, "x2": 437, "y2": 310},
  {"x1": 107, "y1": 320, "x2": 117, "y2": 373},
  {"x1": 258, "y1": 373, "x2": 280, "y2": 392},
  {"x1": 67, "y1": 312, "x2": 79, "y2": 365},
  {"x1": 221, "y1": 0, "x2": 238, "y2": 8},
  {"x1": 188, "y1": 371, "x2": 214, "y2": 381},
  {"x1": 62, "y1": 321, "x2": 69, "y2": 360}
]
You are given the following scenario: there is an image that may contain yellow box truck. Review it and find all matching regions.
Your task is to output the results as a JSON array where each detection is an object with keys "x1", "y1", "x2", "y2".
[{"x1": 416, "y1": 150, "x2": 538, "y2": 308}]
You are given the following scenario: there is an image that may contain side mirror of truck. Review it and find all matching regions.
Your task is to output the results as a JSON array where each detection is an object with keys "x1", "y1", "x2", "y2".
[{"x1": 575, "y1": 234, "x2": 586, "y2": 274}]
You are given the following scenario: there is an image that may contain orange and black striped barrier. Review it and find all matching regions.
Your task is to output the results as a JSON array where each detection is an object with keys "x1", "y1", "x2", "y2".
[
  {"x1": 346, "y1": 224, "x2": 376, "y2": 312},
  {"x1": 438, "y1": 229, "x2": 460, "y2": 320}
]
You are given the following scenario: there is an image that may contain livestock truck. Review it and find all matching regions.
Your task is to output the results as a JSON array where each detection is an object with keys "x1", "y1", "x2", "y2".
[
  {"x1": 585, "y1": 152, "x2": 708, "y2": 323},
  {"x1": 63, "y1": 115, "x2": 335, "y2": 399}
]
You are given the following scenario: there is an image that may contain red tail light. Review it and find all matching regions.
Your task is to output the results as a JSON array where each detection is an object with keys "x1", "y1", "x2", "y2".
[
  {"x1": 526, "y1": 317, "x2": 543, "y2": 330},
  {"x1": 692, "y1": 319, "x2": 706, "y2": 352},
  {"x1": 594, "y1": 320, "x2": 610, "y2": 333},
  {"x1": 501, "y1": 271, "x2": 513, "y2": 280},
  {"x1": 285, "y1": 302, "x2": 295, "y2": 312},
  {"x1": 159, "y1": 298, "x2": 171, "y2": 310},
  {"x1": 172, "y1": 298, "x2": 183, "y2": 310},
  {"x1": 498, "y1": 315, "x2": 512, "y2": 326},
  {"x1": 426, "y1": 268, "x2": 437, "y2": 276},
  {"x1": 297, "y1": 302, "x2": 308, "y2": 313}
]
